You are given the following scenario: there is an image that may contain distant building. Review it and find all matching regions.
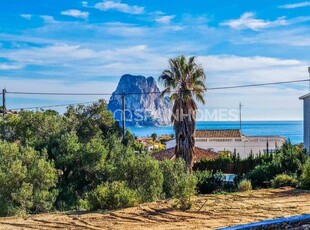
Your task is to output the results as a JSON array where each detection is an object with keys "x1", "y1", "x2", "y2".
[
  {"x1": 152, "y1": 147, "x2": 219, "y2": 162},
  {"x1": 165, "y1": 129, "x2": 285, "y2": 158},
  {"x1": 299, "y1": 93, "x2": 310, "y2": 152}
]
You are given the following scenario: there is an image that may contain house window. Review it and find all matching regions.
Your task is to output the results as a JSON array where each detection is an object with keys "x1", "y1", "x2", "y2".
[
  {"x1": 263, "y1": 149, "x2": 276, "y2": 153},
  {"x1": 209, "y1": 138, "x2": 233, "y2": 142},
  {"x1": 196, "y1": 138, "x2": 208, "y2": 142}
]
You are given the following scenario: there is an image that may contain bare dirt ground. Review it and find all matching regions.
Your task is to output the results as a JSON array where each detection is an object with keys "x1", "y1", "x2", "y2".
[{"x1": 0, "y1": 187, "x2": 309, "y2": 230}]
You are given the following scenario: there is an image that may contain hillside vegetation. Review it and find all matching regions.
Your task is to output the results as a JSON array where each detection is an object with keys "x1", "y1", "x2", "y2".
[
  {"x1": 0, "y1": 100, "x2": 310, "y2": 218},
  {"x1": 0, "y1": 100, "x2": 196, "y2": 216},
  {"x1": 0, "y1": 188, "x2": 309, "y2": 230}
]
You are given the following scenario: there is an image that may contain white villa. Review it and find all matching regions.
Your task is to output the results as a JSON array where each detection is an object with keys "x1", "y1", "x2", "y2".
[
  {"x1": 166, "y1": 129, "x2": 286, "y2": 158},
  {"x1": 300, "y1": 93, "x2": 310, "y2": 152}
]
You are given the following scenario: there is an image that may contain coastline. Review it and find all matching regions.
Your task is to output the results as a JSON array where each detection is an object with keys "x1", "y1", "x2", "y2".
[{"x1": 128, "y1": 120, "x2": 303, "y2": 144}]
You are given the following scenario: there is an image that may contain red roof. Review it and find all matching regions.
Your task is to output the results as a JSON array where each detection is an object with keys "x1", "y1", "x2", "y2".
[
  {"x1": 195, "y1": 129, "x2": 241, "y2": 138},
  {"x1": 153, "y1": 147, "x2": 219, "y2": 163}
]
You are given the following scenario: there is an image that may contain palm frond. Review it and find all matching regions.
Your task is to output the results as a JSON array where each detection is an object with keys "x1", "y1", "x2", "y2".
[
  {"x1": 160, "y1": 88, "x2": 171, "y2": 98},
  {"x1": 194, "y1": 93, "x2": 205, "y2": 104},
  {"x1": 170, "y1": 92, "x2": 179, "y2": 101},
  {"x1": 159, "y1": 55, "x2": 207, "y2": 118}
]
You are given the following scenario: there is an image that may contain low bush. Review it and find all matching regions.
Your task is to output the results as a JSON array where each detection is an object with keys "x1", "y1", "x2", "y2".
[
  {"x1": 0, "y1": 142, "x2": 58, "y2": 216},
  {"x1": 195, "y1": 170, "x2": 224, "y2": 194},
  {"x1": 172, "y1": 173, "x2": 197, "y2": 210},
  {"x1": 160, "y1": 159, "x2": 197, "y2": 210},
  {"x1": 301, "y1": 158, "x2": 310, "y2": 189},
  {"x1": 238, "y1": 180, "x2": 252, "y2": 192},
  {"x1": 86, "y1": 181, "x2": 137, "y2": 210},
  {"x1": 195, "y1": 170, "x2": 213, "y2": 194},
  {"x1": 108, "y1": 153, "x2": 163, "y2": 202},
  {"x1": 159, "y1": 159, "x2": 185, "y2": 198},
  {"x1": 271, "y1": 174, "x2": 298, "y2": 188},
  {"x1": 247, "y1": 163, "x2": 280, "y2": 188}
]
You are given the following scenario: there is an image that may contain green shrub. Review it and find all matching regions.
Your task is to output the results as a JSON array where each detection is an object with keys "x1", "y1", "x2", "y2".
[
  {"x1": 301, "y1": 158, "x2": 310, "y2": 189},
  {"x1": 238, "y1": 180, "x2": 252, "y2": 192},
  {"x1": 108, "y1": 153, "x2": 163, "y2": 202},
  {"x1": 271, "y1": 174, "x2": 298, "y2": 188},
  {"x1": 159, "y1": 159, "x2": 185, "y2": 198},
  {"x1": 0, "y1": 142, "x2": 58, "y2": 216},
  {"x1": 272, "y1": 141, "x2": 308, "y2": 177},
  {"x1": 87, "y1": 181, "x2": 137, "y2": 210},
  {"x1": 77, "y1": 198, "x2": 90, "y2": 211},
  {"x1": 195, "y1": 170, "x2": 213, "y2": 194},
  {"x1": 247, "y1": 163, "x2": 280, "y2": 188},
  {"x1": 129, "y1": 155, "x2": 163, "y2": 202},
  {"x1": 195, "y1": 170, "x2": 224, "y2": 194},
  {"x1": 159, "y1": 159, "x2": 197, "y2": 210},
  {"x1": 172, "y1": 173, "x2": 197, "y2": 210}
]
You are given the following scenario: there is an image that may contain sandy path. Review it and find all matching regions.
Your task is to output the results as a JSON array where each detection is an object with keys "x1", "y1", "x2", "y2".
[{"x1": 0, "y1": 188, "x2": 309, "y2": 230}]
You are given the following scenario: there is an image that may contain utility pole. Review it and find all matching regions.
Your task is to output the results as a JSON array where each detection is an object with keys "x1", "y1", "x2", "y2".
[
  {"x1": 308, "y1": 66, "x2": 310, "y2": 92},
  {"x1": 121, "y1": 93, "x2": 125, "y2": 143},
  {"x1": 2, "y1": 88, "x2": 6, "y2": 118},
  {"x1": 266, "y1": 136, "x2": 269, "y2": 155},
  {"x1": 308, "y1": 67, "x2": 310, "y2": 152},
  {"x1": 239, "y1": 102, "x2": 243, "y2": 132}
]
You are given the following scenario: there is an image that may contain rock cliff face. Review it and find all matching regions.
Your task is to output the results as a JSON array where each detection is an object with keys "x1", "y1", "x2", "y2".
[{"x1": 108, "y1": 74, "x2": 172, "y2": 127}]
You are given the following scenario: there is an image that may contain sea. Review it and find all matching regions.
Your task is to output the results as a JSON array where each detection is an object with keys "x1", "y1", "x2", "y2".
[{"x1": 128, "y1": 121, "x2": 303, "y2": 144}]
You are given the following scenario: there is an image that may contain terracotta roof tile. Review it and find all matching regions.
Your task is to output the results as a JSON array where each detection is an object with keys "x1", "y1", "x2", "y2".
[
  {"x1": 195, "y1": 129, "x2": 241, "y2": 138},
  {"x1": 152, "y1": 148, "x2": 175, "y2": 161},
  {"x1": 153, "y1": 147, "x2": 218, "y2": 163},
  {"x1": 193, "y1": 147, "x2": 219, "y2": 162}
]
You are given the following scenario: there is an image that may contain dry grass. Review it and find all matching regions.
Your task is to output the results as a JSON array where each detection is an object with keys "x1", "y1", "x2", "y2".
[{"x1": 0, "y1": 187, "x2": 309, "y2": 230}]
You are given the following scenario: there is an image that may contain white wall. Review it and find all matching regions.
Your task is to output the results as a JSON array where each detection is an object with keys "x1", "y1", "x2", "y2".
[
  {"x1": 165, "y1": 136, "x2": 285, "y2": 158},
  {"x1": 303, "y1": 98, "x2": 310, "y2": 152},
  {"x1": 166, "y1": 139, "x2": 176, "y2": 149}
]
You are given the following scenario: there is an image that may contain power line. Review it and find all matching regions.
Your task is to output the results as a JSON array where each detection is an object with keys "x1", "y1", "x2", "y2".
[
  {"x1": 5, "y1": 78, "x2": 309, "y2": 111},
  {"x1": 207, "y1": 79, "x2": 309, "y2": 91},
  {"x1": 6, "y1": 79, "x2": 309, "y2": 96},
  {"x1": 10, "y1": 99, "x2": 119, "y2": 111},
  {"x1": 7, "y1": 91, "x2": 162, "y2": 96},
  {"x1": 10, "y1": 101, "x2": 96, "y2": 110},
  {"x1": 7, "y1": 92, "x2": 113, "y2": 96}
]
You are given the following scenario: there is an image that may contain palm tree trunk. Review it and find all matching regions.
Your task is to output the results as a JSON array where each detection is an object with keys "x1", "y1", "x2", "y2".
[{"x1": 174, "y1": 100, "x2": 196, "y2": 173}]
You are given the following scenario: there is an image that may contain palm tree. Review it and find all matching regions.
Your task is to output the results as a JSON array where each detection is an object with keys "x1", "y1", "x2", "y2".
[
  {"x1": 151, "y1": 133, "x2": 158, "y2": 150},
  {"x1": 159, "y1": 55, "x2": 206, "y2": 172},
  {"x1": 151, "y1": 133, "x2": 158, "y2": 142}
]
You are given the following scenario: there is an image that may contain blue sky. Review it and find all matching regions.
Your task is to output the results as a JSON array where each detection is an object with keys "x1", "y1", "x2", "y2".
[{"x1": 0, "y1": 0, "x2": 310, "y2": 120}]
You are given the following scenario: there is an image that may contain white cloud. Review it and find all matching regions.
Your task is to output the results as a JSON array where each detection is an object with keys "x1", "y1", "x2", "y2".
[
  {"x1": 155, "y1": 15, "x2": 175, "y2": 24},
  {"x1": 1, "y1": 44, "x2": 97, "y2": 64},
  {"x1": 82, "y1": 1, "x2": 88, "y2": 7},
  {"x1": 1, "y1": 7, "x2": 309, "y2": 120},
  {"x1": 198, "y1": 55, "x2": 301, "y2": 73},
  {"x1": 20, "y1": 14, "x2": 32, "y2": 20},
  {"x1": 196, "y1": 55, "x2": 308, "y2": 91},
  {"x1": 0, "y1": 77, "x2": 117, "y2": 103},
  {"x1": 196, "y1": 55, "x2": 308, "y2": 120},
  {"x1": 61, "y1": 9, "x2": 89, "y2": 19},
  {"x1": 103, "y1": 22, "x2": 148, "y2": 36},
  {"x1": 221, "y1": 12, "x2": 287, "y2": 31},
  {"x1": 40, "y1": 15, "x2": 56, "y2": 24},
  {"x1": 0, "y1": 43, "x2": 162, "y2": 77},
  {"x1": 202, "y1": 86, "x2": 305, "y2": 121},
  {"x1": 94, "y1": 1, "x2": 144, "y2": 14},
  {"x1": 231, "y1": 26, "x2": 310, "y2": 47},
  {"x1": 279, "y1": 1, "x2": 310, "y2": 9},
  {"x1": 0, "y1": 39, "x2": 308, "y2": 120},
  {"x1": 1, "y1": 54, "x2": 308, "y2": 121},
  {"x1": 151, "y1": 11, "x2": 165, "y2": 15},
  {"x1": 0, "y1": 64, "x2": 23, "y2": 70}
]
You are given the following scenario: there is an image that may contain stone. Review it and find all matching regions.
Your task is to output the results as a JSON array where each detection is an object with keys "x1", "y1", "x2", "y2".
[{"x1": 108, "y1": 74, "x2": 172, "y2": 127}]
